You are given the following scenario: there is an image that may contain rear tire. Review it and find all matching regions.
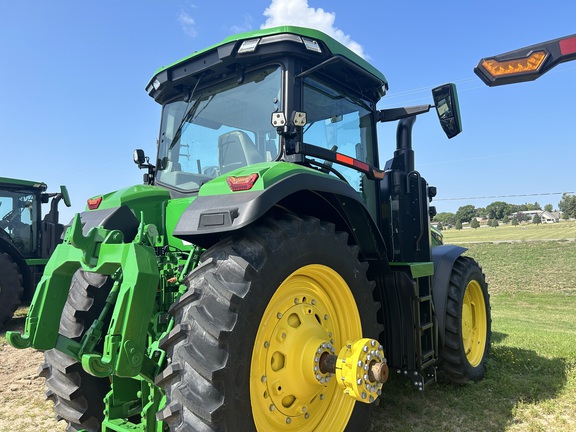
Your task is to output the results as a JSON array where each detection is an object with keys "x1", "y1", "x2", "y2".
[
  {"x1": 156, "y1": 213, "x2": 380, "y2": 431},
  {"x1": 0, "y1": 252, "x2": 24, "y2": 327},
  {"x1": 39, "y1": 270, "x2": 113, "y2": 432},
  {"x1": 438, "y1": 256, "x2": 491, "y2": 383}
]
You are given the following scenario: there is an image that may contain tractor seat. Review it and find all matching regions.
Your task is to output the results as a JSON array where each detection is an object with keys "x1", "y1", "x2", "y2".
[{"x1": 218, "y1": 130, "x2": 263, "y2": 173}]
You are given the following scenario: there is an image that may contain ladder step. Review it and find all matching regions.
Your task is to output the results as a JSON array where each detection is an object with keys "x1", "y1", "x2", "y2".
[
  {"x1": 420, "y1": 322, "x2": 433, "y2": 331},
  {"x1": 421, "y1": 349, "x2": 435, "y2": 360}
]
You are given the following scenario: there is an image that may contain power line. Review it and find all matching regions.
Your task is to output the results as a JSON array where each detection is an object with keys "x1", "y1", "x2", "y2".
[{"x1": 435, "y1": 192, "x2": 574, "y2": 201}]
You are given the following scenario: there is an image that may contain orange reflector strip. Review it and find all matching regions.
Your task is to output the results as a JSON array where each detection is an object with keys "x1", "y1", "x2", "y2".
[
  {"x1": 336, "y1": 153, "x2": 354, "y2": 165},
  {"x1": 335, "y1": 153, "x2": 370, "y2": 171},
  {"x1": 560, "y1": 36, "x2": 576, "y2": 55},
  {"x1": 481, "y1": 50, "x2": 547, "y2": 77},
  {"x1": 87, "y1": 196, "x2": 102, "y2": 210},
  {"x1": 334, "y1": 152, "x2": 382, "y2": 178},
  {"x1": 226, "y1": 173, "x2": 259, "y2": 191}
]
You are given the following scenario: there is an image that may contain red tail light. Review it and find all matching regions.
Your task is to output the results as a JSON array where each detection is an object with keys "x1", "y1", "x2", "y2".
[
  {"x1": 226, "y1": 173, "x2": 259, "y2": 191},
  {"x1": 87, "y1": 196, "x2": 102, "y2": 210}
]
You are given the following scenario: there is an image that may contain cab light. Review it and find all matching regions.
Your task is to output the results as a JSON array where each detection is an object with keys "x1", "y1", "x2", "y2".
[
  {"x1": 227, "y1": 173, "x2": 259, "y2": 191},
  {"x1": 87, "y1": 196, "x2": 102, "y2": 210},
  {"x1": 302, "y1": 37, "x2": 322, "y2": 53},
  {"x1": 238, "y1": 38, "x2": 260, "y2": 53},
  {"x1": 260, "y1": 34, "x2": 303, "y2": 45},
  {"x1": 481, "y1": 50, "x2": 548, "y2": 77}
]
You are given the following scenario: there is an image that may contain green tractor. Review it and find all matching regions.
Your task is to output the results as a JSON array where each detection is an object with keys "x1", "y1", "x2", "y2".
[
  {"x1": 8, "y1": 26, "x2": 491, "y2": 431},
  {"x1": 0, "y1": 177, "x2": 70, "y2": 326}
]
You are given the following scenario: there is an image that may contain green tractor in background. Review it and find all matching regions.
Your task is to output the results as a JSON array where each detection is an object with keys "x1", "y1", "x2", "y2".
[
  {"x1": 8, "y1": 26, "x2": 492, "y2": 431},
  {"x1": 0, "y1": 177, "x2": 70, "y2": 326}
]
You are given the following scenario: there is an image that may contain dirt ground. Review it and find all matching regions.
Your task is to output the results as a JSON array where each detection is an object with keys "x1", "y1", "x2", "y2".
[{"x1": 0, "y1": 314, "x2": 64, "y2": 432}]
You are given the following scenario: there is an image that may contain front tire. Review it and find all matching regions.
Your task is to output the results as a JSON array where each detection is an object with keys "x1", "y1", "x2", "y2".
[
  {"x1": 156, "y1": 213, "x2": 380, "y2": 431},
  {"x1": 438, "y1": 256, "x2": 491, "y2": 383},
  {"x1": 0, "y1": 252, "x2": 24, "y2": 327}
]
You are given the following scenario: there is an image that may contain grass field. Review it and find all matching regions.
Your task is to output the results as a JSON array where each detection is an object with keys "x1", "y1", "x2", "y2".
[
  {"x1": 370, "y1": 221, "x2": 576, "y2": 431},
  {"x1": 441, "y1": 220, "x2": 576, "y2": 243}
]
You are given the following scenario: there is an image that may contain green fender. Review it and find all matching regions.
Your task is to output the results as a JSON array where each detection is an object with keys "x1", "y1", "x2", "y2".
[
  {"x1": 173, "y1": 170, "x2": 389, "y2": 262},
  {"x1": 431, "y1": 244, "x2": 467, "y2": 346}
]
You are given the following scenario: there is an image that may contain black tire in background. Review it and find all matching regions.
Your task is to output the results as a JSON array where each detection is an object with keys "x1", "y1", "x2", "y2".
[
  {"x1": 438, "y1": 256, "x2": 491, "y2": 384},
  {"x1": 39, "y1": 270, "x2": 113, "y2": 432},
  {"x1": 156, "y1": 213, "x2": 381, "y2": 432},
  {"x1": 0, "y1": 252, "x2": 24, "y2": 327}
]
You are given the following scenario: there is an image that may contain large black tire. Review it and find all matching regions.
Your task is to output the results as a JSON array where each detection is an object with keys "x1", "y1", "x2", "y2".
[
  {"x1": 0, "y1": 252, "x2": 24, "y2": 326},
  {"x1": 39, "y1": 270, "x2": 113, "y2": 432},
  {"x1": 438, "y1": 256, "x2": 491, "y2": 384},
  {"x1": 156, "y1": 213, "x2": 381, "y2": 432}
]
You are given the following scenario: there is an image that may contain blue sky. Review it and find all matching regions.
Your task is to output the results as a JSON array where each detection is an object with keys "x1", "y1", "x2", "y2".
[{"x1": 1, "y1": 0, "x2": 575, "y2": 222}]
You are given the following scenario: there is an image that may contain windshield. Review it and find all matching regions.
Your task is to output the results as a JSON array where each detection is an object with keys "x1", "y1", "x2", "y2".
[
  {"x1": 0, "y1": 190, "x2": 37, "y2": 255},
  {"x1": 156, "y1": 66, "x2": 282, "y2": 192},
  {"x1": 302, "y1": 76, "x2": 375, "y2": 192}
]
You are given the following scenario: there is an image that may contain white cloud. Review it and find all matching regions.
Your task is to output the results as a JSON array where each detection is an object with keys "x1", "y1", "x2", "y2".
[
  {"x1": 179, "y1": 11, "x2": 197, "y2": 37},
  {"x1": 261, "y1": 0, "x2": 366, "y2": 58}
]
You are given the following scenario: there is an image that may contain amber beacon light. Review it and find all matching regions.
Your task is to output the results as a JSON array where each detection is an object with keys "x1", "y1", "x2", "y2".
[{"x1": 475, "y1": 34, "x2": 576, "y2": 86}]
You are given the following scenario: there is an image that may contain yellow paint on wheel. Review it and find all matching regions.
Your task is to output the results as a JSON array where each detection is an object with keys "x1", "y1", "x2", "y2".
[
  {"x1": 250, "y1": 264, "x2": 361, "y2": 431},
  {"x1": 461, "y1": 279, "x2": 487, "y2": 367}
]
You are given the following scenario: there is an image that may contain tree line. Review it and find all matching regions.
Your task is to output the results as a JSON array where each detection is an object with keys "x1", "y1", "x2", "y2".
[{"x1": 434, "y1": 193, "x2": 576, "y2": 227}]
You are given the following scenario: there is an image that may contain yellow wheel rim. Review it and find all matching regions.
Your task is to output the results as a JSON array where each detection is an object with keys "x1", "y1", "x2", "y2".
[
  {"x1": 250, "y1": 264, "x2": 361, "y2": 431},
  {"x1": 461, "y1": 279, "x2": 487, "y2": 367}
]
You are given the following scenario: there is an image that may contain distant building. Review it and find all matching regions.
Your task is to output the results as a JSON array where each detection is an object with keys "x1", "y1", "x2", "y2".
[
  {"x1": 511, "y1": 210, "x2": 560, "y2": 223},
  {"x1": 542, "y1": 211, "x2": 561, "y2": 223}
]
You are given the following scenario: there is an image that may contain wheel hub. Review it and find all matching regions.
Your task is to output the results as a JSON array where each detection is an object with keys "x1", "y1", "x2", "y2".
[
  {"x1": 251, "y1": 264, "x2": 384, "y2": 431},
  {"x1": 260, "y1": 299, "x2": 387, "y2": 413},
  {"x1": 333, "y1": 338, "x2": 387, "y2": 403},
  {"x1": 261, "y1": 297, "x2": 337, "y2": 419}
]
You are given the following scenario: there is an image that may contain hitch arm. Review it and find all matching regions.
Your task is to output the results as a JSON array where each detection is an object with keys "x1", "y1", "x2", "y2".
[{"x1": 7, "y1": 213, "x2": 161, "y2": 380}]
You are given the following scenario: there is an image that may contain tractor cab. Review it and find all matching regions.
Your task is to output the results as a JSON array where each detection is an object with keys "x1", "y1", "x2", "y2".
[
  {"x1": 0, "y1": 178, "x2": 45, "y2": 256},
  {"x1": 141, "y1": 27, "x2": 388, "y2": 198},
  {"x1": 137, "y1": 26, "x2": 461, "y2": 256}
]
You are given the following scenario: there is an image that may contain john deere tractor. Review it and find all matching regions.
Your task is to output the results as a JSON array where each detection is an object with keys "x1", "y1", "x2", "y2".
[
  {"x1": 0, "y1": 177, "x2": 70, "y2": 326},
  {"x1": 8, "y1": 26, "x2": 491, "y2": 431}
]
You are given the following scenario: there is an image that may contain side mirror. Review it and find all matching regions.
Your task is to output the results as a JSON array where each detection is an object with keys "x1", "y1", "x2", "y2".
[
  {"x1": 133, "y1": 149, "x2": 156, "y2": 185},
  {"x1": 133, "y1": 149, "x2": 146, "y2": 167},
  {"x1": 60, "y1": 185, "x2": 71, "y2": 207},
  {"x1": 432, "y1": 83, "x2": 462, "y2": 139}
]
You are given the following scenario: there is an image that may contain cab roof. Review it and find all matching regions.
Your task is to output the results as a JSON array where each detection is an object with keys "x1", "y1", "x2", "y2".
[
  {"x1": 147, "y1": 26, "x2": 388, "y2": 103},
  {"x1": 0, "y1": 177, "x2": 47, "y2": 191}
]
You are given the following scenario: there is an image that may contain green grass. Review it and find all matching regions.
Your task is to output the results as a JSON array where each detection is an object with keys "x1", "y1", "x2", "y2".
[
  {"x1": 3, "y1": 223, "x2": 574, "y2": 431},
  {"x1": 442, "y1": 220, "x2": 576, "y2": 243},
  {"x1": 369, "y1": 223, "x2": 576, "y2": 431}
]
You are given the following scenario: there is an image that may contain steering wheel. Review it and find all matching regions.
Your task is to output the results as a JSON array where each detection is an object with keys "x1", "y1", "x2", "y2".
[{"x1": 0, "y1": 210, "x2": 18, "y2": 230}]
